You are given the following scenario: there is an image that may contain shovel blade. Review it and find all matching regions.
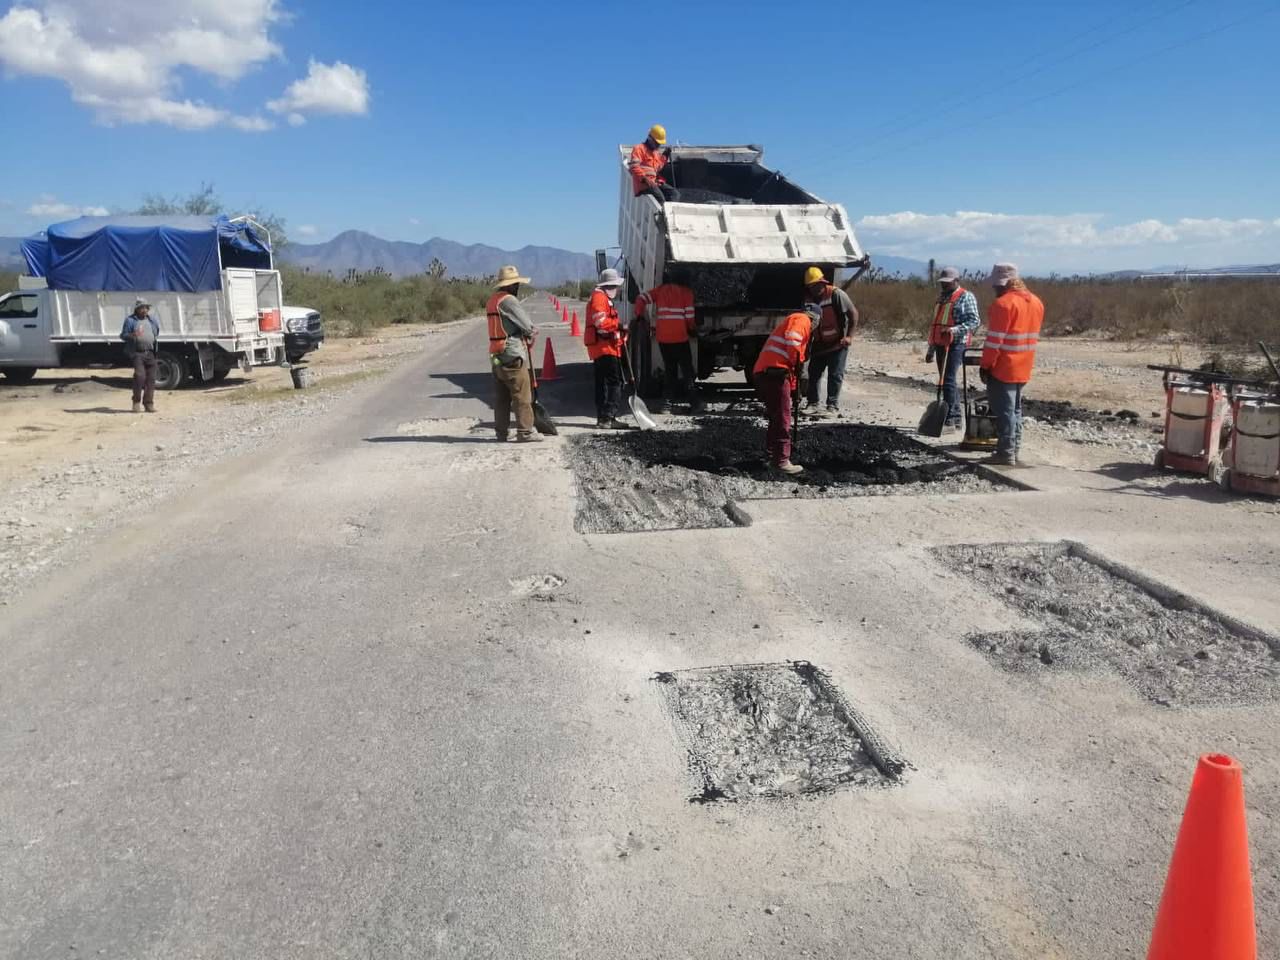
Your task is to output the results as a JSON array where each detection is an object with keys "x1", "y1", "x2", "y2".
[
  {"x1": 918, "y1": 399, "x2": 949, "y2": 437},
  {"x1": 533, "y1": 400, "x2": 558, "y2": 436},
  {"x1": 629, "y1": 394, "x2": 658, "y2": 431}
]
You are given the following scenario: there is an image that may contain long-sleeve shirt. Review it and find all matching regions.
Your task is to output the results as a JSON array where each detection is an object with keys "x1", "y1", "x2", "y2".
[
  {"x1": 120, "y1": 313, "x2": 160, "y2": 352},
  {"x1": 947, "y1": 288, "x2": 981, "y2": 345},
  {"x1": 628, "y1": 143, "x2": 668, "y2": 195},
  {"x1": 493, "y1": 296, "x2": 536, "y2": 364}
]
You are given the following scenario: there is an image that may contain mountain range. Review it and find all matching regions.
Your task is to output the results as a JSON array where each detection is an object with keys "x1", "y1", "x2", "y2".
[
  {"x1": 2, "y1": 229, "x2": 1275, "y2": 282},
  {"x1": 280, "y1": 232, "x2": 596, "y2": 283}
]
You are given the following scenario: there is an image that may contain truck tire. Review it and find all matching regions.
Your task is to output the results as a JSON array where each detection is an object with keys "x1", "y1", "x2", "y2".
[
  {"x1": 210, "y1": 367, "x2": 231, "y2": 383},
  {"x1": 1, "y1": 366, "x2": 38, "y2": 384},
  {"x1": 154, "y1": 351, "x2": 190, "y2": 390},
  {"x1": 739, "y1": 337, "x2": 765, "y2": 388},
  {"x1": 630, "y1": 317, "x2": 661, "y2": 399},
  {"x1": 695, "y1": 341, "x2": 717, "y2": 381}
]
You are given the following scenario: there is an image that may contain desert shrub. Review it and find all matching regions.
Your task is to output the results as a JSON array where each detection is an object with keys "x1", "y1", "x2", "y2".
[
  {"x1": 279, "y1": 266, "x2": 491, "y2": 337},
  {"x1": 850, "y1": 273, "x2": 1280, "y2": 346}
]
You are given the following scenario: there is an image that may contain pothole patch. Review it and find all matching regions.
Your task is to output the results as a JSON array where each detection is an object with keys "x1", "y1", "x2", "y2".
[
  {"x1": 569, "y1": 419, "x2": 1014, "y2": 534},
  {"x1": 395, "y1": 417, "x2": 483, "y2": 436},
  {"x1": 509, "y1": 573, "x2": 566, "y2": 598},
  {"x1": 654, "y1": 660, "x2": 904, "y2": 802},
  {"x1": 938, "y1": 540, "x2": 1280, "y2": 706}
]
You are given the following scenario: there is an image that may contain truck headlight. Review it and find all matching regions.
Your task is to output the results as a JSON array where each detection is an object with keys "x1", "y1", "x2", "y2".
[{"x1": 285, "y1": 317, "x2": 307, "y2": 332}]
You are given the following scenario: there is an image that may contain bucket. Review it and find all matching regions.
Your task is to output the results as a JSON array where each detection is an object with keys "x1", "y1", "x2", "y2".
[
  {"x1": 1234, "y1": 400, "x2": 1280, "y2": 478},
  {"x1": 259, "y1": 309, "x2": 281, "y2": 332},
  {"x1": 1167, "y1": 386, "x2": 1221, "y2": 457},
  {"x1": 290, "y1": 366, "x2": 315, "y2": 389}
]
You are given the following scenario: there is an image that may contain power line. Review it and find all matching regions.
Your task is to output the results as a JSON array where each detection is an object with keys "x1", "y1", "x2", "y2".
[
  {"x1": 831, "y1": 0, "x2": 1196, "y2": 167},
  {"x1": 833, "y1": 1, "x2": 1280, "y2": 177}
]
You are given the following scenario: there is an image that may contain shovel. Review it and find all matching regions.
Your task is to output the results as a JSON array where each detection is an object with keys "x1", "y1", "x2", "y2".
[
  {"x1": 621, "y1": 343, "x2": 658, "y2": 431},
  {"x1": 525, "y1": 339, "x2": 558, "y2": 436},
  {"x1": 918, "y1": 344, "x2": 950, "y2": 437}
]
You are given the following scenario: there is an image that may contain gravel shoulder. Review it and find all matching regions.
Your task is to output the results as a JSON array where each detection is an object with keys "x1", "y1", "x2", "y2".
[{"x1": 0, "y1": 322, "x2": 459, "y2": 602}]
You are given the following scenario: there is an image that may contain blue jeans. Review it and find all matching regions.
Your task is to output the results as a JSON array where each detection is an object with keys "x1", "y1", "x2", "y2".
[
  {"x1": 986, "y1": 374, "x2": 1024, "y2": 457},
  {"x1": 934, "y1": 345, "x2": 965, "y2": 425},
  {"x1": 806, "y1": 345, "x2": 848, "y2": 408}
]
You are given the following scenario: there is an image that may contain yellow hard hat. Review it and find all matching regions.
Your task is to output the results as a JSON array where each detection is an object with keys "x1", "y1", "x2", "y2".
[
  {"x1": 648, "y1": 124, "x2": 667, "y2": 145},
  {"x1": 804, "y1": 266, "x2": 826, "y2": 286}
]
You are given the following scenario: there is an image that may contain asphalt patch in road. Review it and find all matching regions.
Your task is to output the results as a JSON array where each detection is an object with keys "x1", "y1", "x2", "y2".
[
  {"x1": 654, "y1": 660, "x2": 905, "y2": 802},
  {"x1": 939, "y1": 540, "x2": 1280, "y2": 706},
  {"x1": 568, "y1": 418, "x2": 1014, "y2": 534}
]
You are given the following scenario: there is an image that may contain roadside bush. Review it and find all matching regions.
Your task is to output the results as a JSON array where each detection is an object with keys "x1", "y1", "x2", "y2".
[
  {"x1": 280, "y1": 266, "x2": 492, "y2": 337},
  {"x1": 851, "y1": 273, "x2": 1280, "y2": 346}
]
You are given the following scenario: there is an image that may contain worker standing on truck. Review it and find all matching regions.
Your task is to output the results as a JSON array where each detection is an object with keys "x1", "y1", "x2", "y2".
[
  {"x1": 120, "y1": 297, "x2": 159, "y2": 414},
  {"x1": 628, "y1": 125, "x2": 678, "y2": 204},
  {"x1": 801, "y1": 267, "x2": 858, "y2": 417},
  {"x1": 752, "y1": 303, "x2": 820, "y2": 475},
  {"x1": 634, "y1": 272, "x2": 704, "y2": 414},
  {"x1": 586, "y1": 268, "x2": 627, "y2": 429},
  {"x1": 486, "y1": 264, "x2": 542, "y2": 443},
  {"x1": 979, "y1": 263, "x2": 1044, "y2": 466},
  {"x1": 927, "y1": 267, "x2": 981, "y2": 432}
]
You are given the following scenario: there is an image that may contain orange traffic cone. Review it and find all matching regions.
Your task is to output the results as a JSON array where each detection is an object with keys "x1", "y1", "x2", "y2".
[
  {"x1": 540, "y1": 338, "x2": 560, "y2": 381},
  {"x1": 570, "y1": 312, "x2": 582, "y2": 337},
  {"x1": 561, "y1": 306, "x2": 569, "y2": 324},
  {"x1": 1147, "y1": 754, "x2": 1256, "y2": 960}
]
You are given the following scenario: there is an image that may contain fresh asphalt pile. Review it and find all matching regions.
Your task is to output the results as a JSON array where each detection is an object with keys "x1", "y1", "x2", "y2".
[
  {"x1": 568, "y1": 416, "x2": 1009, "y2": 534},
  {"x1": 937, "y1": 541, "x2": 1280, "y2": 706},
  {"x1": 654, "y1": 661, "x2": 895, "y2": 801}
]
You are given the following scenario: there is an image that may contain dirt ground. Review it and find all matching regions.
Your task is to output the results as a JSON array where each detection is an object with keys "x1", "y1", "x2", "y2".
[{"x1": 0, "y1": 323, "x2": 435, "y2": 488}]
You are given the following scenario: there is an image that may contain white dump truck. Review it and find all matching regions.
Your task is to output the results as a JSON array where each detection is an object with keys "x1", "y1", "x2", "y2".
[
  {"x1": 0, "y1": 214, "x2": 289, "y2": 388},
  {"x1": 609, "y1": 144, "x2": 868, "y2": 394}
]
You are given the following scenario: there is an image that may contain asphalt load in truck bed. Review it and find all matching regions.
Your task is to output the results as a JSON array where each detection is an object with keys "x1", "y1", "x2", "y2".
[
  {"x1": 568, "y1": 417, "x2": 1011, "y2": 533},
  {"x1": 937, "y1": 541, "x2": 1280, "y2": 707}
]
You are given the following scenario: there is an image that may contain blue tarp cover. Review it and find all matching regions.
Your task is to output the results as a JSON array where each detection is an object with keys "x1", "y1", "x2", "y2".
[{"x1": 21, "y1": 215, "x2": 272, "y2": 292}]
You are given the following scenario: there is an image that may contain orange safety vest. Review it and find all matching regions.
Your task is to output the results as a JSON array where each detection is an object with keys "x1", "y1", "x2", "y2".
[
  {"x1": 752, "y1": 312, "x2": 812, "y2": 382},
  {"x1": 634, "y1": 284, "x2": 696, "y2": 344},
  {"x1": 980, "y1": 288, "x2": 1045, "y2": 383},
  {"x1": 628, "y1": 142, "x2": 667, "y2": 195},
  {"x1": 486, "y1": 291, "x2": 512, "y2": 356},
  {"x1": 585, "y1": 289, "x2": 623, "y2": 360},
  {"x1": 928, "y1": 287, "x2": 965, "y2": 347}
]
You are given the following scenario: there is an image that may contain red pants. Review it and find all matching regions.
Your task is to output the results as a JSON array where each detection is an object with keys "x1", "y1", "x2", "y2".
[{"x1": 755, "y1": 371, "x2": 793, "y2": 465}]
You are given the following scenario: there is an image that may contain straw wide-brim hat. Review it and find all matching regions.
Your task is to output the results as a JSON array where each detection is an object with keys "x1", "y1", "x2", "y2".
[{"x1": 493, "y1": 264, "x2": 531, "y2": 288}]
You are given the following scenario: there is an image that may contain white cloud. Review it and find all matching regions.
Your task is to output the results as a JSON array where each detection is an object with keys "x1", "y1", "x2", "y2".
[
  {"x1": 268, "y1": 60, "x2": 369, "y2": 119},
  {"x1": 26, "y1": 195, "x2": 109, "y2": 218},
  {"x1": 0, "y1": 1, "x2": 368, "y2": 132},
  {"x1": 286, "y1": 112, "x2": 306, "y2": 127},
  {"x1": 296, "y1": 224, "x2": 318, "y2": 237},
  {"x1": 856, "y1": 210, "x2": 1280, "y2": 272},
  {"x1": 408, "y1": 217, "x2": 421, "y2": 226}
]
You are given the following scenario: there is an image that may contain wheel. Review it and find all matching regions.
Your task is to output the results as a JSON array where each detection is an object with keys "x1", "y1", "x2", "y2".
[
  {"x1": 695, "y1": 339, "x2": 716, "y2": 381},
  {"x1": 630, "y1": 316, "x2": 661, "y2": 399},
  {"x1": 1, "y1": 366, "x2": 38, "y2": 384},
  {"x1": 1152, "y1": 448, "x2": 1165, "y2": 470},
  {"x1": 210, "y1": 367, "x2": 230, "y2": 383},
  {"x1": 154, "y1": 351, "x2": 190, "y2": 390},
  {"x1": 739, "y1": 339, "x2": 764, "y2": 388}
]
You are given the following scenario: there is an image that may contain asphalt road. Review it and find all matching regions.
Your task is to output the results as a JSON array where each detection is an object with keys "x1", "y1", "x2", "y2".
[{"x1": 3, "y1": 298, "x2": 1278, "y2": 959}]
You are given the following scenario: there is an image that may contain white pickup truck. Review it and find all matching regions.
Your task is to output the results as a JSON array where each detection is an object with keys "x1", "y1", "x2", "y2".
[
  {"x1": 0, "y1": 214, "x2": 297, "y2": 388},
  {"x1": 611, "y1": 144, "x2": 868, "y2": 394}
]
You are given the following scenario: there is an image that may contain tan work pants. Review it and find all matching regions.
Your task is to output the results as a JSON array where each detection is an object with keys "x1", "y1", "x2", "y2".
[{"x1": 492, "y1": 360, "x2": 534, "y2": 438}]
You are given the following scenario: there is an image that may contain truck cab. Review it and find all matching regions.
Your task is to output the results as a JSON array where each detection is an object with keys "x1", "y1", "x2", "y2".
[{"x1": 0, "y1": 289, "x2": 57, "y2": 381}]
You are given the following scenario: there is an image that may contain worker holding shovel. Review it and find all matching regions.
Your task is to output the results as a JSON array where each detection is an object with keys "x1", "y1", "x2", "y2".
[
  {"x1": 485, "y1": 265, "x2": 542, "y2": 443},
  {"x1": 752, "y1": 303, "x2": 820, "y2": 475},
  {"x1": 927, "y1": 267, "x2": 981, "y2": 433},
  {"x1": 585, "y1": 268, "x2": 629, "y2": 429}
]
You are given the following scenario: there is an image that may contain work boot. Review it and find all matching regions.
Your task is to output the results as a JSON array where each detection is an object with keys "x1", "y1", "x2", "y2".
[
  {"x1": 982, "y1": 451, "x2": 1017, "y2": 466},
  {"x1": 144, "y1": 404, "x2": 156, "y2": 414},
  {"x1": 596, "y1": 418, "x2": 613, "y2": 430},
  {"x1": 495, "y1": 432, "x2": 509, "y2": 442},
  {"x1": 826, "y1": 404, "x2": 840, "y2": 417},
  {"x1": 131, "y1": 401, "x2": 142, "y2": 414},
  {"x1": 516, "y1": 432, "x2": 543, "y2": 443},
  {"x1": 774, "y1": 461, "x2": 804, "y2": 476}
]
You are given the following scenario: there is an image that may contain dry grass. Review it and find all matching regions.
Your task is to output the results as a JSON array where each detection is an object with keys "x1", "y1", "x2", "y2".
[{"x1": 851, "y1": 271, "x2": 1280, "y2": 346}]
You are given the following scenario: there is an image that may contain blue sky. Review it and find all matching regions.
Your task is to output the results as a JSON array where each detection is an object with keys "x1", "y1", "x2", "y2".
[{"x1": 2, "y1": 0, "x2": 1278, "y2": 273}]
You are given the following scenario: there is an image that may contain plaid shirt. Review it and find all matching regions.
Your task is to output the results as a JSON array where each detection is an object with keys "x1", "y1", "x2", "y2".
[{"x1": 941, "y1": 288, "x2": 981, "y2": 346}]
